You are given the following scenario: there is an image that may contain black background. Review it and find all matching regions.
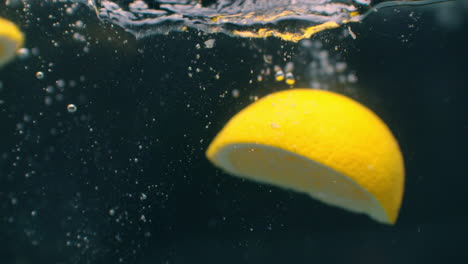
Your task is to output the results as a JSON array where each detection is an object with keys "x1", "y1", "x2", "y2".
[{"x1": 0, "y1": 1, "x2": 467, "y2": 264}]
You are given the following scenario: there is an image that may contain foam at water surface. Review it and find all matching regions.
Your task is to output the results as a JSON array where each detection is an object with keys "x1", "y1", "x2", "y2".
[{"x1": 74, "y1": 0, "x2": 450, "y2": 41}]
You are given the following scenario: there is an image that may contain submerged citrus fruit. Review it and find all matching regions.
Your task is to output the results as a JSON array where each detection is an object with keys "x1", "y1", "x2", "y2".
[
  {"x1": 0, "y1": 18, "x2": 24, "y2": 67},
  {"x1": 206, "y1": 89, "x2": 404, "y2": 224}
]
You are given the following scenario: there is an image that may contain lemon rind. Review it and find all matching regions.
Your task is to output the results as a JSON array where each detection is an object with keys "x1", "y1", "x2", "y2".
[{"x1": 0, "y1": 18, "x2": 24, "y2": 67}]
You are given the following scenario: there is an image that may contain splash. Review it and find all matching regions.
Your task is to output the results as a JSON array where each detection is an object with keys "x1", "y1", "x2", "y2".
[{"x1": 79, "y1": 0, "x2": 452, "y2": 41}]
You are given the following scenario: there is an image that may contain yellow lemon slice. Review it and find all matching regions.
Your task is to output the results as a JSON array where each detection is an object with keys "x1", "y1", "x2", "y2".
[
  {"x1": 206, "y1": 89, "x2": 404, "y2": 225},
  {"x1": 0, "y1": 18, "x2": 24, "y2": 67}
]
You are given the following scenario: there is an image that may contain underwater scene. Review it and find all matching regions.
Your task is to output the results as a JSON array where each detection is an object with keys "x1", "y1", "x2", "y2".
[{"x1": 0, "y1": 0, "x2": 467, "y2": 263}]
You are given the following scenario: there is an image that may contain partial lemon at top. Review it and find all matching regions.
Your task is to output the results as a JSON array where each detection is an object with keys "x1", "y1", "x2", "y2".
[
  {"x1": 0, "y1": 18, "x2": 24, "y2": 67},
  {"x1": 206, "y1": 89, "x2": 404, "y2": 225}
]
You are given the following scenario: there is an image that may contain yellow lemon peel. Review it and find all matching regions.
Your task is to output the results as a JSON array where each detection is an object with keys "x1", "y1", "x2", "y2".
[
  {"x1": 0, "y1": 17, "x2": 24, "y2": 67},
  {"x1": 206, "y1": 89, "x2": 404, "y2": 225}
]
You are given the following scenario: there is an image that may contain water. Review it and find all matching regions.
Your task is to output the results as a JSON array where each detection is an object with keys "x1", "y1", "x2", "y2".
[
  {"x1": 82, "y1": 0, "x2": 452, "y2": 41},
  {"x1": 0, "y1": 0, "x2": 467, "y2": 263}
]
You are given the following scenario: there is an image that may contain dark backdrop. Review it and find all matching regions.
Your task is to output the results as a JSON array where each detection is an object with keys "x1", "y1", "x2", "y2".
[{"x1": 0, "y1": 1, "x2": 467, "y2": 264}]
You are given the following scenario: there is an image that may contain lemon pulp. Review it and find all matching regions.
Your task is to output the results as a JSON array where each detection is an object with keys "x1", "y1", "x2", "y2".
[{"x1": 206, "y1": 89, "x2": 404, "y2": 225}]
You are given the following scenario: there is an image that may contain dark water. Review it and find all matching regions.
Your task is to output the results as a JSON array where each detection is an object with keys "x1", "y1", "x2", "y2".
[{"x1": 0, "y1": 1, "x2": 467, "y2": 263}]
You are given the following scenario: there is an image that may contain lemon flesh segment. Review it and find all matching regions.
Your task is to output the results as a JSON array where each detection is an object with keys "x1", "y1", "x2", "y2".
[
  {"x1": 0, "y1": 18, "x2": 24, "y2": 67},
  {"x1": 206, "y1": 89, "x2": 404, "y2": 225}
]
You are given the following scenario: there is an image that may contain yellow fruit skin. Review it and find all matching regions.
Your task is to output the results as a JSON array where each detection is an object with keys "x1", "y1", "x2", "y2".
[
  {"x1": 206, "y1": 89, "x2": 404, "y2": 224},
  {"x1": 0, "y1": 18, "x2": 24, "y2": 67}
]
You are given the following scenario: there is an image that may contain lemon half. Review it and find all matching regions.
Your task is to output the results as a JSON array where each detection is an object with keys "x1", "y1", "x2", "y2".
[
  {"x1": 206, "y1": 89, "x2": 404, "y2": 224},
  {"x1": 0, "y1": 18, "x2": 24, "y2": 67}
]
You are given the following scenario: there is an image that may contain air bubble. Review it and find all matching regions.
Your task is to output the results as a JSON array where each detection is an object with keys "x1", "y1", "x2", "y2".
[
  {"x1": 17, "y1": 48, "x2": 30, "y2": 60},
  {"x1": 285, "y1": 72, "x2": 295, "y2": 85},
  {"x1": 204, "y1": 39, "x2": 216, "y2": 48},
  {"x1": 284, "y1": 62, "x2": 294, "y2": 73},
  {"x1": 56, "y1": 79, "x2": 66, "y2": 88},
  {"x1": 275, "y1": 70, "x2": 285, "y2": 82},
  {"x1": 67, "y1": 104, "x2": 77, "y2": 113},
  {"x1": 263, "y1": 55, "x2": 273, "y2": 64},
  {"x1": 231, "y1": 89, "x2": 240, "y2": 98},
  {"x1": 35, "y1": 71, "x2": 45, "y2": 80}
]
